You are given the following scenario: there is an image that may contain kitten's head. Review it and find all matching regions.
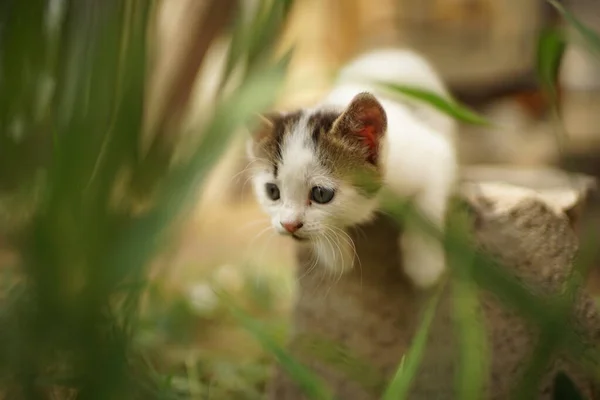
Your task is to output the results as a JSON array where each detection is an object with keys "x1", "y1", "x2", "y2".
[{"x1": 246, "y1": 92, "x2": 387, "y2": 242}]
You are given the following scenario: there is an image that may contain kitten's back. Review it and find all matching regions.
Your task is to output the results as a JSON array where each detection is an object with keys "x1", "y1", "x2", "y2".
[{"x1": 323, "y1": 48, "x2": 456, "y2": 139}]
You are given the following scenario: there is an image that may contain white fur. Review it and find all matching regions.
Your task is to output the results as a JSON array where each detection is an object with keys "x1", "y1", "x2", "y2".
[
  {"x1": 249, "y1": 48, "x2": 458, "y2": 288},
  {"x1": 248, "y1": 113, "x2": 378, "y2": 270}
]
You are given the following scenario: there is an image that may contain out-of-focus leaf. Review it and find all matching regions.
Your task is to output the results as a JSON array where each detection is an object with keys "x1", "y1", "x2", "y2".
[
  {"x1": 142, "y1": 0, "x2": 236, "y2": 155},
  {"x1": 381, "y1": 282, "x2": 444, "y2": 400},
  {"x1": 221, "y1": 0, "x2": 295, "y2": 90},
  {"x1": 535, "y1": 25, "x2": 568, "y2": 154},
  {"x1": 536, "y1": 27, "x2": 566, "y2": 96},
  {"x1": 220, "y1": 292, "x2": 334, "y2": 400},
  {"x1": 246, "y1": 0, "x2": 293, "y2": 68},
  {"x1": 447, "y1": 207, "x2": 489, "y2": 400},
  {"x1": 514, "y1": 333, "x2": 560, "y2": 399},
  {"x1": 1, "y1": 0, "x2": 296, "y2": 397},
  {"x1": 374, "y1": 83, "x2": 490, "y2": 126},
  {"x1": 0, "y1": 0, "x2": 50, "y2": 192},
  {"x1": 547, "y1": 0, "x2": 600, "y2": 59},
  {"x1": 110, "y1": 52, "x2": 291, "y2": 283}
]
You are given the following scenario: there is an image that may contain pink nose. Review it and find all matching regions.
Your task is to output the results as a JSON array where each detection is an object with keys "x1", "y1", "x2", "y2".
[{"x1": 281, "y1": 221, "x2": 303, "y2": 233}]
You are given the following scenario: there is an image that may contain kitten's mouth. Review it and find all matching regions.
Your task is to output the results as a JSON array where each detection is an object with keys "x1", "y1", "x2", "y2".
[{"x1": 291, "y1": 234, "x2": 309, "y2": 242}]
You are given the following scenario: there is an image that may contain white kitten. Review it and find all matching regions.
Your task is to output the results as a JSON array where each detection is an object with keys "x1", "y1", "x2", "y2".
[{"x1": 246, "y1": 48, "x2": 457, "y2": 289}]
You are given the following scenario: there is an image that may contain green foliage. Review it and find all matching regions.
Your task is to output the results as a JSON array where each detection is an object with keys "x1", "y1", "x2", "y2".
[
  {"x1": 2, "y1": 0, "x2": 600, "y2": 399},
  {"x1": 375, "y1": 83, "x2": 491, "y2": 126},
  {"x1": 547, "y1": 0, "x2": 600, "y2": 60},
  {"x1": 0, "y1": 0, "x2": 292, "y2": 398},
  {"x1": 447, "y1": 209, "x2": 489, "y2": 400},
  {"x1": 223, "y1": 292, "x2": 334, "y2": 400},
  {"x1": 536, "y1": 28, "x2": 566, "y2": 97}
]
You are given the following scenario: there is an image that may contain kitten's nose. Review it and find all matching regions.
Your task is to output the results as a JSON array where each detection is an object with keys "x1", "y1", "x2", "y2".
[{"x1": 281, "y1": 221, "x2": 303, "y2": 234}]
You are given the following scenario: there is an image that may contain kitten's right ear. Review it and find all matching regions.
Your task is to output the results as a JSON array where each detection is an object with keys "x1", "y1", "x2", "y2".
[{"x1": 335, "y1": 92, "x2": 387, "y2": 165}]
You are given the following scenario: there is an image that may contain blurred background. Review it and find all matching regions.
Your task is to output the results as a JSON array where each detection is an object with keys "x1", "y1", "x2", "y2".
[{"x1": 1, "y1": 0, "x2": 600, "y2": 398}]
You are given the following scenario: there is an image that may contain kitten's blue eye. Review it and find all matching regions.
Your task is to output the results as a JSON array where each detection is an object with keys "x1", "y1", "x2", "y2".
[
  {"x1": 265, "y1": 183, "x2": 280, "y2": 200},
  {"x1": 310, "y1": 186, "x2": 335, "y2": 204}
]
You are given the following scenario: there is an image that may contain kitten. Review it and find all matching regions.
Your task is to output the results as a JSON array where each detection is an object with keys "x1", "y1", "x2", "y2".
[{"x1": 246, "y1": 48, "x2": 457, "y2": 288}]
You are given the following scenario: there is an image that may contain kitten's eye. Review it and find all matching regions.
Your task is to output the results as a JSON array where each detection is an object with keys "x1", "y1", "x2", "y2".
[
  {"x1": 310, "y1": 186, "x2": 335, "y2": 204},
  {"x1": 265, "y1": 183, "x2": 280, "y2": 200}
]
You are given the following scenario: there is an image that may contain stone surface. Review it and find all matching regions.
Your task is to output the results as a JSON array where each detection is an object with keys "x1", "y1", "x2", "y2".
[{"x1": 268, "y1": 166, "x2": 600, "y2": 400}]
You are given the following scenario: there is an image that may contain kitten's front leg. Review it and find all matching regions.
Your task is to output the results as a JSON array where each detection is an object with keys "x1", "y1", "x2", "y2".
[{"x1": 399, "y1": 185, "x2": 450, "y2": 289}]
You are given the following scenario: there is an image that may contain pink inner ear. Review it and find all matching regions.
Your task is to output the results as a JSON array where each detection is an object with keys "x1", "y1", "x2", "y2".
[{"x1": 355, "y1": 110, "x2": 384, "y2": 164}]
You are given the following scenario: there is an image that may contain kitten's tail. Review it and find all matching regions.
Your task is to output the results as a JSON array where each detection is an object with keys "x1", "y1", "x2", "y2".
[{"x1": 333, "y1": 48, "x2": 457, "y2": 140}]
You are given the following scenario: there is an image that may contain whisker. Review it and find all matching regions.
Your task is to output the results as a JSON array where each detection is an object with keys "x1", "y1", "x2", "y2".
[
  {"x1": 323, "y1": 228, "x2": 343, "y2": 298},
  {"x1": 255, "y1": 231, "x2": 277, "y2": 276},
  {"x1": 297, "y1": 245, "x2": 319, "y2": 282},
  {"x1": 229, "y1": 158, "x2": 259, "y2": 184},
  {"x1": 244, "y1": 225, "x2": 274, "y2": 254},
  {"x1": 329, "y1": 225, "x2": 361, "y2": 270}
]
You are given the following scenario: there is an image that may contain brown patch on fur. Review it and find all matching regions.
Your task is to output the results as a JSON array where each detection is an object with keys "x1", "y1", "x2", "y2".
[
  {"x1": 310, "y1": 96, "x2": 386, "y2": 197},
  {"x1": 250, "y1": 93, "x2": 387, "y2": 197},
  {"x1": 250, "y1": 111, "x2": 302, "y2": 173},
  {"x1": 308, "y1": 110, "x2": 340, "y2": 146}
]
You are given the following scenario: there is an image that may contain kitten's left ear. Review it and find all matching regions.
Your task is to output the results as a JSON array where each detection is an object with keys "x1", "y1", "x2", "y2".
[
  {"x1": 249, "y1": 112, "x2": 279, "y2": 142},
  {"x1": 246, "y1": 112, "x2": 279, "y2": 159},
  {"x1": 335, "y1": 92, "x2": 387, "y2": 164}
]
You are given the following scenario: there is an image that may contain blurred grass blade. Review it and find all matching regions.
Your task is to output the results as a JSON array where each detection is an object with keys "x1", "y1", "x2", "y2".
[
  {"x1": 220, "y1": 292, "x2": 334, "y2": 400},
  {"x1": 246, "y1": 0, "x2": 293, "y2": 68},
  {"x1": 111, "y1": 54, "x2": 290, "y2": 280},
  {"x1": 536, "y1": 27, "x2": 566, "y2": 96},
  {"x1": 448, "y1": 208, "x2": 489, "y2": 400},
  {"x1": 375, "y1": 83, "x2": 491, "y2": 126},
  {"x1": 221, "y1": 0, "x2": 295, "y2": 89},
  {"x1": 535, "y1": 26, "x2": 568, "y2": 153},
  {"x1": 0, "y1": 0, "x2": 52, "y2": 192},
  {"x1": 381, "y1": 282, "x2": 444, "y2": 400},
  {"x1": 174, "y1": 50, "x2": 291, "y2": 206},
  {"x1": 143, "y1": 0, "x2": 236, "y2": 153},
  {"x1": 514, "y1": 334, "x2": 560, "y2": 399},
  {"x1": 547, "y1": 0, "x2": 600, "y2": 59}
]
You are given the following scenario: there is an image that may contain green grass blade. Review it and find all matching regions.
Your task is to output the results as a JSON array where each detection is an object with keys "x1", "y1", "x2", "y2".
[
  {"x1": 381, "y1": 282, "x2": 444, "y2": 400},
  {"x1": 246, "y1": 0, "x2": 294, "y2": 69},
  {"x1": 535, "y1": 26, "x2": 569, "y2": 154},
  {"x1": 448, "y1": 208, "x2": 489, "y2": 400},
  {"x1": 374, "y1": 83, "x2": 491, "y2": 126},
  {"x1": 220, "y1": 292, "x2": 334, "y2": 400},
  {"x1": 222, "y1": 0, "x2": 294, "y2": 89},
  {"x1": 110, "y1": 54, "x2": 290, "y2": 280},
  {"x1": 547, "y1": 0, "x2": 600, "y2": 59},
  {"x1": 536, "y1": 27, "x2": 566, "y2": 96}
]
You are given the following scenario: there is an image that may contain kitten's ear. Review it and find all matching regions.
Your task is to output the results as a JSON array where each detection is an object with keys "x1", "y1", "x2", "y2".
[
  {"x1": 249, "y1": 112, "x2": 279, "y2": 142},
  {"x1": 335, "y1": 92, "x2": 387, "y2": 164},
  {"x1": 246, "y1": 112, "x2": 279, "y2": 159}
]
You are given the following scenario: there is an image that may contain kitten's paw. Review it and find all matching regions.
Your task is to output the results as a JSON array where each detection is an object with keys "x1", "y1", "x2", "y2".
[{"x1": 400, "y1": 235, "x2": 446, "y2": 289}]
